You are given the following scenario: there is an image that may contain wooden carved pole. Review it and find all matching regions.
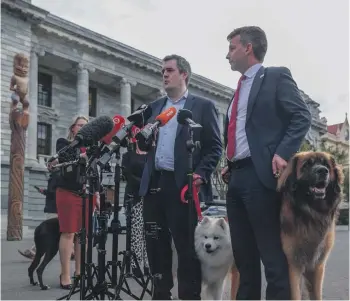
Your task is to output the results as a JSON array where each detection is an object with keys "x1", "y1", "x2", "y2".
[{"x1": 7, "y1": 53, "x2": 30, "y2": 241}]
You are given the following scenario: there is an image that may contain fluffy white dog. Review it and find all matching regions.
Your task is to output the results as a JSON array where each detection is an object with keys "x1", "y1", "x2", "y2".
[
  {"x1": 172, "y1": 216, "x2": 237, "y2": 300},
  {"x1": 194, "y1": 216, "x2": 235, "y2": 300}
]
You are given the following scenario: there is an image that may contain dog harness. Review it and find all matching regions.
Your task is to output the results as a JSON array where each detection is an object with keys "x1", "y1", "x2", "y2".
[{"x1": 180, "y1": 174, "x2": 203, "y2": 221}]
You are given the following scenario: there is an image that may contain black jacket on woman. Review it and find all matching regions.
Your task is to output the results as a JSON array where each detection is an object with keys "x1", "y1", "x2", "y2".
[
  {"x1": 55, "y1": 138, "x2": 85, "y2": 194},
  {"x1": 121, "y1": 149, "x2": 147, "y2": 205}
]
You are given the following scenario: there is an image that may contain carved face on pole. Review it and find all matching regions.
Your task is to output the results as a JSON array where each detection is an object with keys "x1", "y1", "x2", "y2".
[{"x1": 13, "y1": 53, "x2": 29, "y2": 77}]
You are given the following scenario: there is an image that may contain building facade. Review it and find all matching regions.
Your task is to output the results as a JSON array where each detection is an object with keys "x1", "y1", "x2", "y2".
[
  {"x1": 321, "y1": 114, "x2": 349, "y2": 167},
  {"x1": 1, "y1": 0, "x2": 327, "y2": 229}
]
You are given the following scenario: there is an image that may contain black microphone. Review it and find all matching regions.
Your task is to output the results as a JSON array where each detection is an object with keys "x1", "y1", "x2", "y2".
[
  {"x1": 97, "y1": 105, "x2": 152, "y2": 168},
  {"x1": 177, "y1": 109, "x2": 202, "y2": 128},
  {"x1": 48, "y1": 116, "x2": 114, "y2": 163},
  {"x1": 73, "y1": 115, "x2": 114, "y2": 147}
]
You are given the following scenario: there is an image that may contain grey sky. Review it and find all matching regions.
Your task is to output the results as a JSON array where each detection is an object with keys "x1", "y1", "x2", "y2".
[{"x1": 32, "y1": 0, "x2": 349, "y2": 124}]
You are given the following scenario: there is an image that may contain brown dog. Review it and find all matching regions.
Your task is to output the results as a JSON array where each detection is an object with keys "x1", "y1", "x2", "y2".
[{"x1": 277, "y1": 151, "x2": 344, "y2": 300}]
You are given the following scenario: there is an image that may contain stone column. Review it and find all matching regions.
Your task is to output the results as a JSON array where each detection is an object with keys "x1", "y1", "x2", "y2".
[
  {"x1": 26, "y1": 46, "x2": 45, "y2": 167},
  {"x1": 76, "y1": 63, "x2": 94, "y2": 117},
  {"x1": 156, "y1": 88, "x2": 166, "y2": 98},
  {"x1": 218, "y1": 112, "x2": 224, "y2": 135},
  {"x1": 119, "y1": 78, "x2": 133, "y2": 117}
]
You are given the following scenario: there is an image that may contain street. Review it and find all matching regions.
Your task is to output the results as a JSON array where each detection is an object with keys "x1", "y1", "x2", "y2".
[{"x1": 1, "y1": 228, "x2": 349, "y2": 300}]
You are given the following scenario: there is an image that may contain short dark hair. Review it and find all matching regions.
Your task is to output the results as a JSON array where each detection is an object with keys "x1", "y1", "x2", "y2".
[
  {"x1": 162, "y1": 54, "x2": 192, "y2": 86},
  {"x1": 227, "y1": 26, "x2": 268, "y2": 62}
]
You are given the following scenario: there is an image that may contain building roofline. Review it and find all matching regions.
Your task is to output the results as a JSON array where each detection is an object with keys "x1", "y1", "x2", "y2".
[{"x1": 2, "y1": 0, "x2": 234, "y2": 100}]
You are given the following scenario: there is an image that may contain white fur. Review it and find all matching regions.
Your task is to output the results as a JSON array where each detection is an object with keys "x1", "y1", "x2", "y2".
[{"x1": 172, "y1": 216, "x2": 234, "y2": 300}]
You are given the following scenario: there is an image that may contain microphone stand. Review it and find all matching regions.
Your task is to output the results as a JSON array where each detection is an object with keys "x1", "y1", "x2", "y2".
[
  {"x1": 184, "y1": 124, "x2": 201, "y2": 260},
  {"x1": 105, "y1": 145, "x2": 122, "y2": 295},
  {"x1": 186, "y1": 128, "x2": 198, "y2": 248}
]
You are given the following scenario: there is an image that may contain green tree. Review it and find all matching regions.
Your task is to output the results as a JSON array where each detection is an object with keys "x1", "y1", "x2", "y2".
[
  {"x1": 299, "y1": 139, "x2": 315, "y2": 152},
  {"x1": 343, "y1": 169, "x2": 349, "y2": 203},
  {"x1": 299, "y1": 139, "x2": 349, "y2": 203},
  {"x1": 211, "y1": 155, "x2": 228, "y2": 200}
]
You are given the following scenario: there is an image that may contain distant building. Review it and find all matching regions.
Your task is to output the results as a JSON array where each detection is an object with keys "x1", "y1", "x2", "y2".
[{"x1": 321, "y1": 114, "x2": 349, "y2": 167}]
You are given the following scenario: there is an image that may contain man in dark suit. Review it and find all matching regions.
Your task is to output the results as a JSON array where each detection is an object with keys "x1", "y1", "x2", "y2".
[
  {"x1": 139, "y1": 54, "x2": 222, "y2": 300},
  {"x1": 222, "y1": 26, "x2": 312, "y2": 300}
]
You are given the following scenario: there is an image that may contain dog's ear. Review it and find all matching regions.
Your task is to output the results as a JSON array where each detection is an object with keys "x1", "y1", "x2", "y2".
[
  {"x1": 277, "y1": 154, "x2": 299, "y2": 192},
  {"x1": 329, "y1": 155, "x2": 344, "y2": 194},
  {"x1": 216, "y1": 218, "x2": 228, "y2": 231},
  {"x1": 200, "y1": 216, "x2": 211, "y2": 225}
]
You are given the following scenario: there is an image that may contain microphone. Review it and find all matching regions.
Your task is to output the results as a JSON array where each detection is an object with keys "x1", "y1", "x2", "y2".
[
  {"x1": 177, "y1": 109, "x2": 202, "y2": 128},
  {"x1": 113, "y1": 104, "x2": 152, "y2": 144},
  {"x1": 48, "y1": 115, "x2": 114, "y2": 163},
  {"x1": 100, "y1": 115, "x2": 126, "y2": 145},
  {"x1": 74, "y1": 115, "x2": 114, "y2": 147},
  {"x1": 97, "y1": 105, "x2": 152, "y2": 168},
  {"x1": 136, "y1": 106, "x2": 177, "y2": 143}
]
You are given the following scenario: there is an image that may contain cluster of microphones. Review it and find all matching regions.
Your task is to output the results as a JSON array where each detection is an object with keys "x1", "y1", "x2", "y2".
[{"x1": 48, "y1": 105, "x2": 201, "y2": 169}]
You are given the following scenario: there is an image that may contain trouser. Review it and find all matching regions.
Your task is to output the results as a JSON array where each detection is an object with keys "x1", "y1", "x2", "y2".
[
  {"x1": 143, "y1": 170, "x2": 201, "y2": 300},
  {"x1": 226, "y1": 158, "x2": 291, "y2": 300}
]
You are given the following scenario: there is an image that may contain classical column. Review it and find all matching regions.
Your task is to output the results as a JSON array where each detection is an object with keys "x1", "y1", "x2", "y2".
[
  {"x1": 156, "y1": 88, "x2": 166, "y2": 98},
  {"x1": 219, "y1": 113, "x2": 225, "y2": 134},
  {"x1": 119, "y1": 78, "x2": 133, "y2": 117},
  {"x1": 26, "y1": 46, "x2": 45, "y2": 167},
  {"x1": 76, "y1": 63, "x2": 94, "y2": 117}
]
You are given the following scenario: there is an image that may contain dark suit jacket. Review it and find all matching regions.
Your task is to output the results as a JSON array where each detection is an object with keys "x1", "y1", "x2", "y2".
[
  {"x1": 224, "y1": 66, "x2": 311, "y2": 190},
  {"x1": 139, "y1": 93, "x2": 222, "y2": 197}
]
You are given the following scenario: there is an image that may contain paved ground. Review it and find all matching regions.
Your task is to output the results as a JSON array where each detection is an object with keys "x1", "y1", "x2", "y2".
[{"x1": 1, "y1": 218, "x2": 349, "y2": 300}]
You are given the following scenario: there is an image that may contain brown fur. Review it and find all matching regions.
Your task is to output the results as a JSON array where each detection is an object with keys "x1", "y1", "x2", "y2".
[{"x1": 277, "y1": 151, "x2": 344, "y2": 300}]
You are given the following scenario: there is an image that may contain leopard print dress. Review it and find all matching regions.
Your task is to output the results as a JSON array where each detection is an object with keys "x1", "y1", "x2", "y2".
[
  {"x1": 122, "y1": 150, "x2": 149, "y2": 274},
  {"x1": 130, "y1": 199, "x2": 149, "y2": 272}
]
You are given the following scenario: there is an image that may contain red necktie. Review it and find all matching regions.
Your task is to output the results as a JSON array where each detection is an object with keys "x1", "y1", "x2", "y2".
[{"x1": 227, "y1": 75, "x2": 246, "y2": 160}]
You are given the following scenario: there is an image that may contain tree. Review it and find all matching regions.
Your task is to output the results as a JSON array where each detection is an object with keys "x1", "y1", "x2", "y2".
[
  {"x1": 211, "y1": 155, "x2": 228, "y2": 200},
  {"x1": 343, "y1": 168, "x2": 349, "y2": 203},
  {"x1": 318, "y1": 141, "x2": 348, "y2": 166},
  {"x1": 299, "y1": 139, "x2": 316, "y2": 152}
]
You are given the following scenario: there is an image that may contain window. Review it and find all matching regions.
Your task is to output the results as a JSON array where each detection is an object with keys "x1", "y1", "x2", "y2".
[
  {"x1": 89, "y1": 87, "x2": 97, "y2": 117},
  {"x1": 37, "y1": 123, "x2": 52, "y2": 156},
  {"x1": 38, "y1": 73, "x2": 52, "y2": 107}
]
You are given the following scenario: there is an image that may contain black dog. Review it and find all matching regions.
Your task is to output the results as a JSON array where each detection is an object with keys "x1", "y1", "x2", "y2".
[
  {"x1": 28, "y1": 199, "x2": 112, "y2": 290},
  {"x1": 28, "y1": 217, "x2": 60, "y2": 290}
]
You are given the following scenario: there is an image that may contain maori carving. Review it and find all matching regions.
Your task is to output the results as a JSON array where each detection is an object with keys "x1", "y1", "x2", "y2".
[{"x1": 7, "y1": 53, "x2": 30, "y2": 241}]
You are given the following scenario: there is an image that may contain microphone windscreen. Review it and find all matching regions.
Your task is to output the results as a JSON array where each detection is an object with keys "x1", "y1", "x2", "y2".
[
  {"x1": 101, "y1": 115, "x2": 126, "y2": 144},
  {"x1": 177, "y1": 109, "x2": 193, "y2": 125},
  {"x1": 76, "y1": 115, "x2": 114, "y2": 146},
  {"x1": 155, "y1": 107, "x2": 177, "y2": 126},
  {"x1": 127, "y1": 104, "x2": 153, "y2": 128}
]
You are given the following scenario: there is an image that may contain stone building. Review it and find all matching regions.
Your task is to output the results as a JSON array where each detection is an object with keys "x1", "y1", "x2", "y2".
[
  {"x1": 1, "y1": 0, "x2": 327, "y2": 229},
  {"x1": 321, "y1": 114, "x2": 349, "y2": 167},
  {"x1": 1, "y1": 0, "x2": 233, "y2": 229}
]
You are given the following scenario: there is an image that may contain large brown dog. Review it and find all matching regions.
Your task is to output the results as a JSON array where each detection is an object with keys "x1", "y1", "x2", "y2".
[{"x1": 277, "y1": 151, "x2": 344, "y2": 300}]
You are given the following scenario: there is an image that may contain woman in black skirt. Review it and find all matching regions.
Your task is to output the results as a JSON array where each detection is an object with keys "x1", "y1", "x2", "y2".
[{"x1": 121, "y1": 126, "x2": 149, "y2": 277}]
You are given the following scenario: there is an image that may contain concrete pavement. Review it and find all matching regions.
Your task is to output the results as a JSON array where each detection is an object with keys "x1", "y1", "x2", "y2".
[{"x1": 0, "y1": 214, "x2": 349, "y2": 300}]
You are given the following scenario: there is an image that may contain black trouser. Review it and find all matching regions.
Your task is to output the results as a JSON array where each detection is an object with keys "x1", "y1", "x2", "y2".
[
  {"x1": 143, "y1": 170, "x2": 201, "y2": 300},
  {"x1": 226, "y1": 158, "x2": 290, "y2": 300}
]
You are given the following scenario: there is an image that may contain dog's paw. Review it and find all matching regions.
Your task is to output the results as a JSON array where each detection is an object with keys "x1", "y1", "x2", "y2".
[
  {"x1": 40, "y1": 285, "x2": 50, "y2": 290},
  {"x1": 30, "y1": 281, "x2": 38, "y2": 286}
]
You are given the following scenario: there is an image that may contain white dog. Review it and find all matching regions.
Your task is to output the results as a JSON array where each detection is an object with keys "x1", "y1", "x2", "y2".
[
  {"x1": 172, "y1": 216, "x2": 236, "y2": 300},
  {"x1": 195, "y1": 216, "x2": 235, "y2": 300}
]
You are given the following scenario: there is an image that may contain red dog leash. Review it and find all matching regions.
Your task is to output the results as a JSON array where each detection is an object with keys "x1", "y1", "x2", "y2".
[{"x1": 180, "y1": 174, "x2": 203, "y2": 221}]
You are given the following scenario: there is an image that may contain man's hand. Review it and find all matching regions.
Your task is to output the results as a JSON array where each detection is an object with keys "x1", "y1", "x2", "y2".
[
  {"x1": 272, "y1": 154, "x2": 288, "y2": 178},
  {"x1": 193, "y1": 173, "x2": 204, "y2": 186},
  {"x1": 221, "y1": 166, "x2": 231, "y2": 184},
  {"x1": 47, "y1": 159, "x2": 58, "y2": 171}
]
